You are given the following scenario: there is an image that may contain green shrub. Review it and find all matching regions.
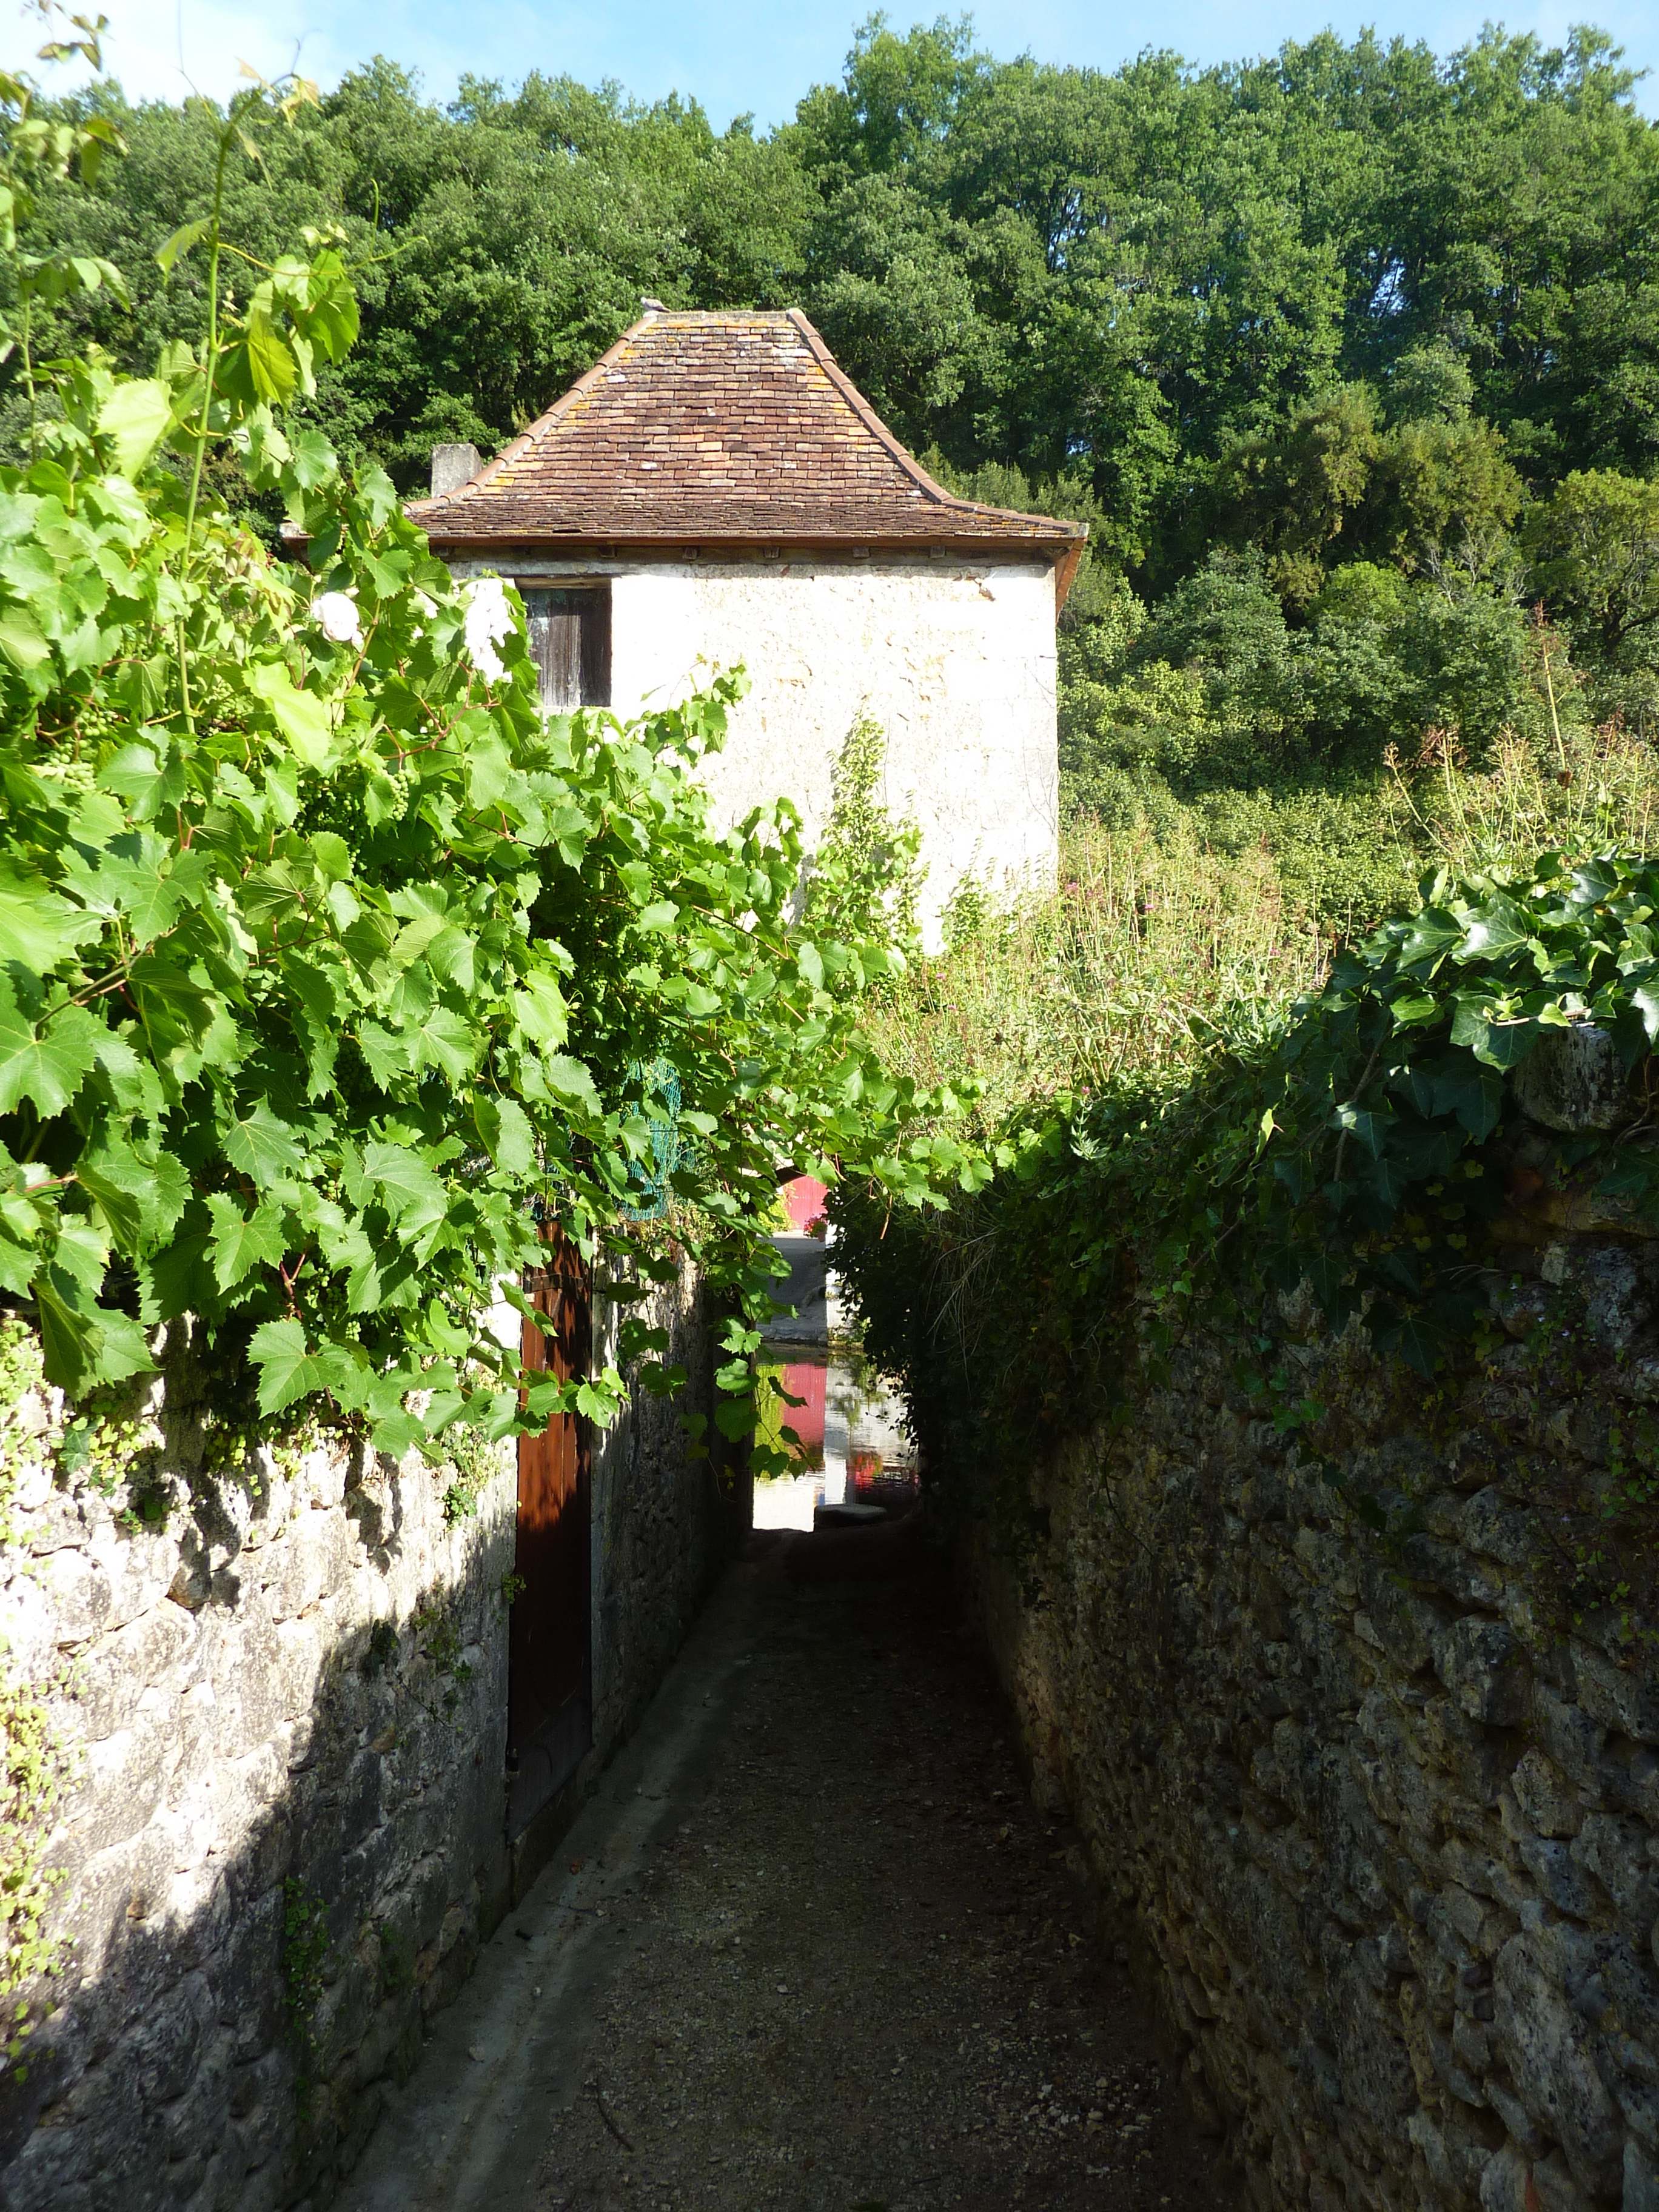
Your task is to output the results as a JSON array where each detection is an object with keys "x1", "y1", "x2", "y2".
[{"x1": 0, "y1": 65, "x2": 972, "y2": 1469}]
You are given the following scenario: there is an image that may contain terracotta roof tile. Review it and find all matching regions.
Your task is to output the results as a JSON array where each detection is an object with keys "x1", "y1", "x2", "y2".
[{"x1": 407, "y1": 309, "x2": 1085, "y2": 556}]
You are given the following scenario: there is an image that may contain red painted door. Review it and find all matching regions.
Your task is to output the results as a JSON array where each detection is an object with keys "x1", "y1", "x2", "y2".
[{"x1": 508, "y1": 1224, "x2": 592, "y2": 1837}]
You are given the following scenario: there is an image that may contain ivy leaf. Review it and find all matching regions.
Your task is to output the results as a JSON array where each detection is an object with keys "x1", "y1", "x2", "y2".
[
  {"x1": 514, "y1": 973, "x2": 569, "y2": 1048},
  {"x1": 246, "y1": 659, "x2": 333, "y2": 769},
  {"x1": 370, "y1": 1409, "x2": 426, "y2": 1459},
  {"x1": 1331, "y1": 1104, "x2": 1386, "y2": 1156},
  {"x1": 363, "y1": 1141, "x2": 448, "y2": 1234},
  {"x1": 249, "y1": 1318, "x2": 329, "y2": 1414},
  {"x1": 0, "y1": 997, "x2": 101, "y2": 1115},
  {"x1": 156, "y1": 216, "x2": 211, "y2": 272},
  {"x1": 714, "y1": 1393, "x2": 756, "y2": 1441},
  {"x1": 97, "y1": 379, "x2": 173, "y2": 476},
  {"x1": 541, "y1": 1054, "x2": 602, "y2": 1116},
  {"x1": 205, "y1": 1193, "x2": 288, "y2": 1291},
  {"x1": 78, "y1": 1133, "x2": 187, "y2": 1252},
  {"x1": 243, "y1": 303, "x2": 298, "y2": 404},
  {"x1": 1427, "y1": 1052, "x2": 1504, "y2": 1138},
  {"x1": 98, "y1": 742, "x2": 187, "y2": 822},
  {"x1": 0, "y1": 605, "x2": 50, "y2": 672},
  {"x1": 1450, "y1": 997, "x2": 1536, "y2": 1068},
  {"x1": 1372, "y1": 1311, "x2": 1444, "y2": 1377},
  {"x1": 1397, "y1": 910, "x2": 1463, "y2": 970},
  {"x1": 0, "y1": 866, "x2": 100, "y2": 971},
  {"x1": 476, "y1": 1095, "x2": 534, "y2": 1176},
  {"x1": 1456, "y1": 897, "x2": 1532, "y2": 963},
  {"x1": 223, "y1": 1099, "x2": 305, "y2": 1187},
  {"x1": 409, "y1": 1006, "x2": 478, "y2": 1082},
  {"x1": 1570, "y1": 859, "x2": 1621, "y2": 907}
]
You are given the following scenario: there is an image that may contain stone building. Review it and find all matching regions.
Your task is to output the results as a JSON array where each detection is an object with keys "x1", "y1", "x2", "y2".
[{"x1": 407, "y1": 307, "x2": 1087, "y2": 947}]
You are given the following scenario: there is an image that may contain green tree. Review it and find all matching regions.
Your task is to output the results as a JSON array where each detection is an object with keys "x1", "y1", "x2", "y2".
[{"x1": 1524, "y1": 468, "x2": 1659, "y2": 660}]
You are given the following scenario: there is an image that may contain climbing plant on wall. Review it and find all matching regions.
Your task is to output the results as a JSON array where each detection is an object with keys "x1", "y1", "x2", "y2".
[
  {"x1": 0, "y1": 44, "x2": 986, "y2": 1467},
  {"x1": 835, "y1": 850, "x2": 1659, "y2": 1463}
]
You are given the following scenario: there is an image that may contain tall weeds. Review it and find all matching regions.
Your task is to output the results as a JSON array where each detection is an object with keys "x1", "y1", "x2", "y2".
[{"x1": 863, "y1": 726, "x2": 1659, "y2": 1129}]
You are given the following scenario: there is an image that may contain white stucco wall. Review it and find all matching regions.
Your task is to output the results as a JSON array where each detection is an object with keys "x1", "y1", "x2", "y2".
[{"x1": 466, "y1": 555, "x2": 1060, "y2": 949}]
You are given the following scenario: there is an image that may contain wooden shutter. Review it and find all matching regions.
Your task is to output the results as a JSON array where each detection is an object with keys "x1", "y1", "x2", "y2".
[{"x1": 523, "y1": 586, "x2": 611, "y2": 711}]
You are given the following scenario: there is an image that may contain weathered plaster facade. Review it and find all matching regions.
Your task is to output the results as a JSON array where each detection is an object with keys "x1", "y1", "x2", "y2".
[
  {"x1": 449, "y1": 551, "x2": 1061, "y2": 945},
  {"x1": 0, "y1": 1262, "x2": 722, "y2": 2212}
]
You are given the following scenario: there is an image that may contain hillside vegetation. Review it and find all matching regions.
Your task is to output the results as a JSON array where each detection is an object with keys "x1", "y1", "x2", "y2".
[
  {"x1": 13, "y1": 16, "x2": 1659, "y2": 928},
  {"x1": 12, "y1": 15, "x2": 1659, "y2": 1430}
]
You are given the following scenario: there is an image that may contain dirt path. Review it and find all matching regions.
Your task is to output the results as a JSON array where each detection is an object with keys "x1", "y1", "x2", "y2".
[{"x1": 347, "y1": 1541, "x2": 1235, "y2": 2212}]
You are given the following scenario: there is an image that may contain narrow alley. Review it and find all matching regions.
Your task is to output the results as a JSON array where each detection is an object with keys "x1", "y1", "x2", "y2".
[{"x1": 346, "y1": 1538, "x2": 1235, "y2": 2212}]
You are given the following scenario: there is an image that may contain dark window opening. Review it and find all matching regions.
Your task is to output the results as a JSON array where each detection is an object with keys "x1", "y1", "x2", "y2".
[{"x1": 521, "y1": 584, "x2": 611, "y2": 711}]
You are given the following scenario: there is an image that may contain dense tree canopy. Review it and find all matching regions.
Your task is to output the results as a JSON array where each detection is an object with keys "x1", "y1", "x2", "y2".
[{"x1": 12, "y1": 14, "x2": 1659, "y2": 894}]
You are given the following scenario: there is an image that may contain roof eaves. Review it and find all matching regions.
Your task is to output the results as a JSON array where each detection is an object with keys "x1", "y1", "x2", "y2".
[{"x1": 419, "y1": 524, "x2": 1081, "y2": 554}]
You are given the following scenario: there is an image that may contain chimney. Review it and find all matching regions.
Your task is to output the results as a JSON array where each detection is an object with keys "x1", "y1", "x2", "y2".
[{"x1": 429, "y1": 442, "x2": 481, "y2": 499}]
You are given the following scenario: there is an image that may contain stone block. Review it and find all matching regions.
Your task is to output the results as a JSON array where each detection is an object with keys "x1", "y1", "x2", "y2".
[
  {"x1": 1573, "y1": 1814, "x2": 1659, "y2": 1940},
  {"x1": 1512, "y1": 1023, "x2": 1637, "y2": 1133},
  {"x1": 1493, "y1": 1932, "x2": 1622, "y2": 2197},
  {"x1": 1403, "y1": 1533, "x2": 1505, "y2": 1610},
  {"x1": 1327, "y1": 1954, "x2": 1417, "y2": 2128},
  {"x1": 1530, "y1": 1684, "x2": 1606, "y2": 1791},
  {"x1": 1359, "y1": 1555, "x2": 1449, "y2": 1674},
  {"x1": 87, "y1": 1526, "x2": 182, "y2": 1634},
  {"x1": 0, "y1": 1567, "x2": 59, "y2": 1679},
  {"x1": 36, "y1": 1547, "x2": 113, "y2": 1646},
  {"x1": 258, "y1": 1510, "x2": 342, "y2": 1623},
  {"x1": 1575, "y1": 1644, "x2": 1659, "y2": 1748},
  {"x1": 71, "y1": 1606, "x2": 196, "y2": 1741},
  {"x1": 1515, "y1": 1834, "x2": 1600, "y2": 1919},
  {"x1": 1461, "y1": 1489, "x2": 1535, "y2": 1571},
  {"x1": 67, "y1": 1717, "x2": 176, "y2": 1857},
  {"x1": 212, "y1": 1617, "x2": 289, "y2": 1761},
  {"x1": 1628, "y1": 2139, "x2": 1659, "y2": 2212},
  {"x1": 1436, "y1": 1617, "x2": 1530, "y2": 1728},
  {"x1": 1544, "y1": 1245, "x2": 1651, "y2": 1349},
  {"x1": 126, "y1": 1971, "x2": 216, "y2": 2106},
  {"x1": 1509, "y1": 1750, "x2": 1584, "y2": 1840}
]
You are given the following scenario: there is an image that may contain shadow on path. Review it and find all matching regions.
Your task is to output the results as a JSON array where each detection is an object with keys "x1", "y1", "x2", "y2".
[{"x1": 344, "y1": 1541, "x2": 1236, "y2": 2212}]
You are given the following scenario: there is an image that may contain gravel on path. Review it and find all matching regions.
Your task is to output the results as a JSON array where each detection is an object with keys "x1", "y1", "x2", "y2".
[{"x1": 511, "y1": 1539, "x2": 1236, "y2": 2212}]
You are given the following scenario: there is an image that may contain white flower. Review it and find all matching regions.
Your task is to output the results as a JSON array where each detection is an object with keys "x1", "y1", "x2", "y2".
[
  {"x1": 463, "y1": 575, "x2": 515, "y2": 685},
  {"x1": 313, "y1": 589, "x2": 361, "y2": 647}
]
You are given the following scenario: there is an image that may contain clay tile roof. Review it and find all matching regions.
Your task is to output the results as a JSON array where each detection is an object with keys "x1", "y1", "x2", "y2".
[{"x1": 406, "y1": 308, "x2": 1086, "y2": 560}]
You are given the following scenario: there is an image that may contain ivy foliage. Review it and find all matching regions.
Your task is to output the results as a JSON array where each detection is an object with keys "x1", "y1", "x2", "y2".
[
  {"x1": 836, "y1": 850, "x2": 1659, "y2": 1455},
  {"x1": 0, "y1": 63, "x2": 984, "y2": 1460}
]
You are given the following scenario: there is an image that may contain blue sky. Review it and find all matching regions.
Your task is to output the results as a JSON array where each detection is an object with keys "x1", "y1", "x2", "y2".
[{"x1": 12, "y1": 0, "x2": 1658, "y2": 118}]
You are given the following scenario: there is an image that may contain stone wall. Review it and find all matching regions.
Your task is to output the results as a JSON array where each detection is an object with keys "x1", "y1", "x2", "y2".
[
  {"x1": 965, "y1": 1167, "x2": 1659, "y2": 2211},
  {"x1": 589, "y1": 1282, "x2": 729, "y2": 1765},
  {"x1": 0, "y1": 1255, "x2": 722, "y2": 2212}
]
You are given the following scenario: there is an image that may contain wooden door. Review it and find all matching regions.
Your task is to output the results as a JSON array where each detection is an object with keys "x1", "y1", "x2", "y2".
[{"x1": 508, "y1": 1224, "x2": 593, "y2": 1837}]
